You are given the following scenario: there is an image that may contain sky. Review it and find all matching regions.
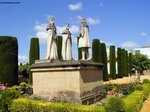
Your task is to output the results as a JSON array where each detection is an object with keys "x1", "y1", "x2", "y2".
[{"x1": 0, "y1": 0, "x2": 150, "y2": 62}]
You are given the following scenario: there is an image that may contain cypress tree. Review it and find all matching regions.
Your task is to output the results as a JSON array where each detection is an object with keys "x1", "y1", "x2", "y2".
[
  {"x1": 126, "y1": 51, "x2": 129, "y2": 77},
  {"x1": 29, "y1": 37, "x2": 40, "y2": 84},
  {"x1": 109, "y1": 45, "x2": 116, "y2": 79},
  {"x1": 57, "y1": 36, "x2": 62, "y2": 60},
  {"x1": 0, "y1": 36, "x2": 18, "y2": 86},
  {"x1": 92, "y1": 39, "x2": 101, "y2": 63},
  {"x1": 117, "y1": 47, "x2": 122, "y2": 78},
  {"x1": 77, "y1": 37, "x2": 82, "y2": 60},
  {"x1": 121, "y1": 49, "x2": 126, "y2": 77},
  {"x1": 101, "y1": 43, "x2": 108, "y2": 81},
  {"x1": 128, "y1": 52, "x2": 132, "y2": 76}
]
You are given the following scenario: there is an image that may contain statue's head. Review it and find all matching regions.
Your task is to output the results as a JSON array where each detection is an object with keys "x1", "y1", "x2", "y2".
[
  {"x1": 65, "y1": 24, "x2": 70, "y2": 30},
  {"x1": 49, "y1": 17, "x2": 54, "y2": 24},
  {"x1": 81, "y1": 18, "x2": 86, "y2": 23}
]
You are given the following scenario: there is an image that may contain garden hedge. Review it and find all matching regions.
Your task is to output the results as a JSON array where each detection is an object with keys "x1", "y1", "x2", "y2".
[
  {"x1": 10, "y1": 98, "x2": 106, "y2": 112},
  {"x1": 57, "y1": 36, "x2": 62, "y2": 60},
  {"x1": 29, "y1": 37, "x2": 39, "y2": 84},
  {"x1": 0, "y1": 36, "x2": 18, "y2": 86},
  {"x1": 101, "y1": 43, "x2": 108, "y2": 81},
  {"x1": 92, "y1": 39, "x2": 101, "y2": 63},
  {"x1": 109, "y1": 45, "x2": 116, "y2": 79}
]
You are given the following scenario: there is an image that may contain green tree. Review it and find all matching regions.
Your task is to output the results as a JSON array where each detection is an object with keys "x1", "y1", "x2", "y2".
[
  {"x1": 128, "y1": 53, "x2": 132, "y2": 75},
  {"x1": 121, "y1": 49, "x2": 126, "y2": 77},
  {"x1": 19, "y1": 63, "x2": 29, "y2": 78},
  {"x1": 92, "y1": 39, "x2": 101, "y2": 63},
  {"x1": 117, "y1": 48, "x2": 122, "y2": 78},
  {"x1": 109, "y1": 45, "x2": 116, "y2": 79},
  {"x1": 29, "y1": 38, "x2": 40, "y2": 84},
  {"x1": 0, "y1": 36, "x2": 18, "y2": 86},
  {"x1": 126, "y1": 51, "x2": 129, "y2": 76},
  {"x1": 57, "y1": 36, "x2": 62, "y2": 60},
  {"x1": 101, "y1": 43, "x2": 108, "y2": 81},
  {"x1": 131, "y1": 53, "x2": 150, "y2": 74},
  {"x1": 77, "y1": 36, "x2": 82, "y2": 60}
]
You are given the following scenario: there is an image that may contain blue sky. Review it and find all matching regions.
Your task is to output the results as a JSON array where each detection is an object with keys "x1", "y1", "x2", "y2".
[{"x1": 0, "y1": 0, "x2": 150, "y2": 62}]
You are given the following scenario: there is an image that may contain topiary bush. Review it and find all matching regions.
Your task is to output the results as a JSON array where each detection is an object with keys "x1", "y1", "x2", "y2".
[
  {"x1": 109, "y1": 45, "x2": 116, "y2": 79},
  {"x1": 104, "y1": 97, "x2": 125, "y2": 112},
  {"x1": 134, "y1": 84, "x2": 143, "y2": 91},
  {"x1": 0, "y1": 36, "x2": 18, "y2": 86},
  {"x1": 101, "y1": 43, "x2": 108, "y2": 81},
  {"x1": 29, "y1": 37, "x2": 39, "y2": 84},
  {"x1": 10, "y1": 98, "x2": 106, "y2": 112},
  {"x1": 92, "y1": 39, "x2": 101, "y2": 63},
  {"x1": 57, "y1": 36, "x2": 62, "y2": 60},
  {"x1": 143, "y1": 79, "x2": 150, "y2": 83},
  {"x1": 0, "y1": 88, "x2": 19, "y2": 112}
]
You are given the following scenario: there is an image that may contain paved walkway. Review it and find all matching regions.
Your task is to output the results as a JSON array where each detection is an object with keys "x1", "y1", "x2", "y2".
[{"x1": 141, "y1": 95, "x2": 150, "y2": 112}]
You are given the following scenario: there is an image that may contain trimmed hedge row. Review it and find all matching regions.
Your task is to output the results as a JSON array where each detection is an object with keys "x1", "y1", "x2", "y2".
[
  {"x1": 10, "y1": 98, "x2": 106, "y2": 112},
  {"x1": 104, "y1": 83, "x2": 150, "y2": 112}
]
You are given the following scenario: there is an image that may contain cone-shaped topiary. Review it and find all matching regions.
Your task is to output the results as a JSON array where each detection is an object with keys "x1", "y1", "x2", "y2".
[
  {"x1": 129, "y1": 52, "x2": 132, "y2": 76},
  {"x1": 57, "y1": 36, "x2": 62, "y2": 60},
  {"x1": 77, "y1": 36, "x2": 82, "y2": 60},
  {"x1": 0, "y1": 36, "x2": 18, "y2": 86},
  {"x1": 29, "y1": 37, "x2": 39, "y2": 84},
  {"x1": 109, "y1": 45, "x2": 116, "y2": 79},
  {"x1": 92, "y1": 39, "x2": 101, "y2": 63},
  {"x1": 126, "y1": 51, "x2": 129, "y2": 77},
  {"x1": 117, "y1": 48, "x2": 122, "y2": 78},
  {"x1": 101, "y1": 43, "x2": 108, "y2": 81}
]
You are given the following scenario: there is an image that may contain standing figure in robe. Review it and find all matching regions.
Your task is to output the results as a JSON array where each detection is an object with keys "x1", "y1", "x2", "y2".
[
  {"x1": 78, "y1": 18, "x2": 90, "y2": 60},
  {"x1": 45, "y1": 17, "x2": 58, "y2": 60},
  {"x1": 62, "y1": 24, "x2": 72, "y2": 60}
]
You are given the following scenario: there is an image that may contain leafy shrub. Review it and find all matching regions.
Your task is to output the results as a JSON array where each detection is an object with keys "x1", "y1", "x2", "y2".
[
  {"x1": 0, "y1": 88, "x2": 19, "y2": 111},
  {"x1": 142, "y1": 79, "x2": 150, "y2": 83},
  {"x1": 123, "y1": 91, "x2": 144, "y2": 112},
  {"x1": 134, "y1": 84, "x2": 143, "y2": 91},
  {"x1": 10, "y1": 98, "x2": 106, "y2": 112},
  {"x1": 104, "y1": 97, "x2": 125, "y2": 112}
]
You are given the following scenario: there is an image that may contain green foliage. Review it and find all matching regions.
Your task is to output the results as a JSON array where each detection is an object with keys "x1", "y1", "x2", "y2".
[
  {"x1": 123, "y1": 91, "x2": 144, "y2": 112},
  {"x1": 19, "y1": 63, "x2": 29, "y2": 80},
  {"x1": 143, "y1": 79, "x2": 150, "y2": 83},
  {"x1": 101, "y1": 43, "x2": 108, "y2": 81},
  {"x1": 77, "y1": 36, "x2": 82, "y2": 60},
  {"x1": 125, "y1": 51, "x2": 129, "y2": 77},
  {"x1": 134, "y1": 84, "x2": 143, "y2": 91},
  {"x1": 104, "y1": 97, "x2": 125, "y2": 112},
  {"x1": 109, "y1": 45, "x2": 116, "y2": 79},
  {"x1": 92, "y1": 39, "x2": 101, "y2": 63},
  {"x1": 117, "y1": 48, "x2": 123, "y2": 78},
  {"x1": 121, "y1": 49, "x2": 126, "y2": 77},
  {"x1": 0, "y1": 88, "x2": 19, "y2": 112},
  {"x1": 29, "y1": 37, "x2": 39, "y2": 84},
  {"x1": 0, "y1": 36, "x2": 18, "y2": 86},
  {"x1": 128, "y1": 53, "x2": 132, "y2": 75},
  {"x1": 10, "y1": 98, "x2": 106, "y2": 112},
  {"x1": 131, "y1": 53, "x2": 150, "y2": 75},
  {"x1": 57, "y1": 36, "x2": 62, "y2": 60}
]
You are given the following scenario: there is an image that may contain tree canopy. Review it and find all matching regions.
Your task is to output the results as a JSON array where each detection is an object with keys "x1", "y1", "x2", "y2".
[{"x1": 131, "y1": 53, "x2": 150, "y2": 74}]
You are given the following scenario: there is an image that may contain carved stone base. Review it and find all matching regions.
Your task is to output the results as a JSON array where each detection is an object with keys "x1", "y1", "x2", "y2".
[{"x1": 31, "y1": 60, "x2": 104, "y2": 104}]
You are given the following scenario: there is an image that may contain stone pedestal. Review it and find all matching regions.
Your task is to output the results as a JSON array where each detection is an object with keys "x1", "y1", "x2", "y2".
[{"x1": 31, "y1": 60, "x2": 104, "y2": 104}]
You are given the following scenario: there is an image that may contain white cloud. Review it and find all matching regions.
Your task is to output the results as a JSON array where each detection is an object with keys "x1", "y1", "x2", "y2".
[
  {"x1": 141, "y1": 32, "x2": 148, "y2": 37},
  {"x1": 121, "y1": 41, "x2": 139, "y2": 49},
  {"x1": 86, "y1": 17, "x2": 101, "y2": 25},
  {"x1": 70, "y1": 25, "x2": 79, "y2": 33},
  {"x1": 76, "y1": 15, "x2": 83, "y2": 20},
  {"x1": 18, "y1": 55, "x2": 28, "y2": 62},
  {"x1": 68, "y1": 2, "x2": 82, "y2": 11}
]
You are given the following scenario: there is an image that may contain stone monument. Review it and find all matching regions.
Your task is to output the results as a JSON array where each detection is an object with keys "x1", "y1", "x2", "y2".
[
  {"x1": 78, "y1": 18, "x2": 90, "y2": 60},
  {"x1": 45, "y1": 17, "x2": 58, "y2": 60},
  {"x1": 31, "y1": 17, "x2": 104, "y2": 104},
  {"x1": 62, "y1": 24, "x2": 72, "y2": 60}
]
